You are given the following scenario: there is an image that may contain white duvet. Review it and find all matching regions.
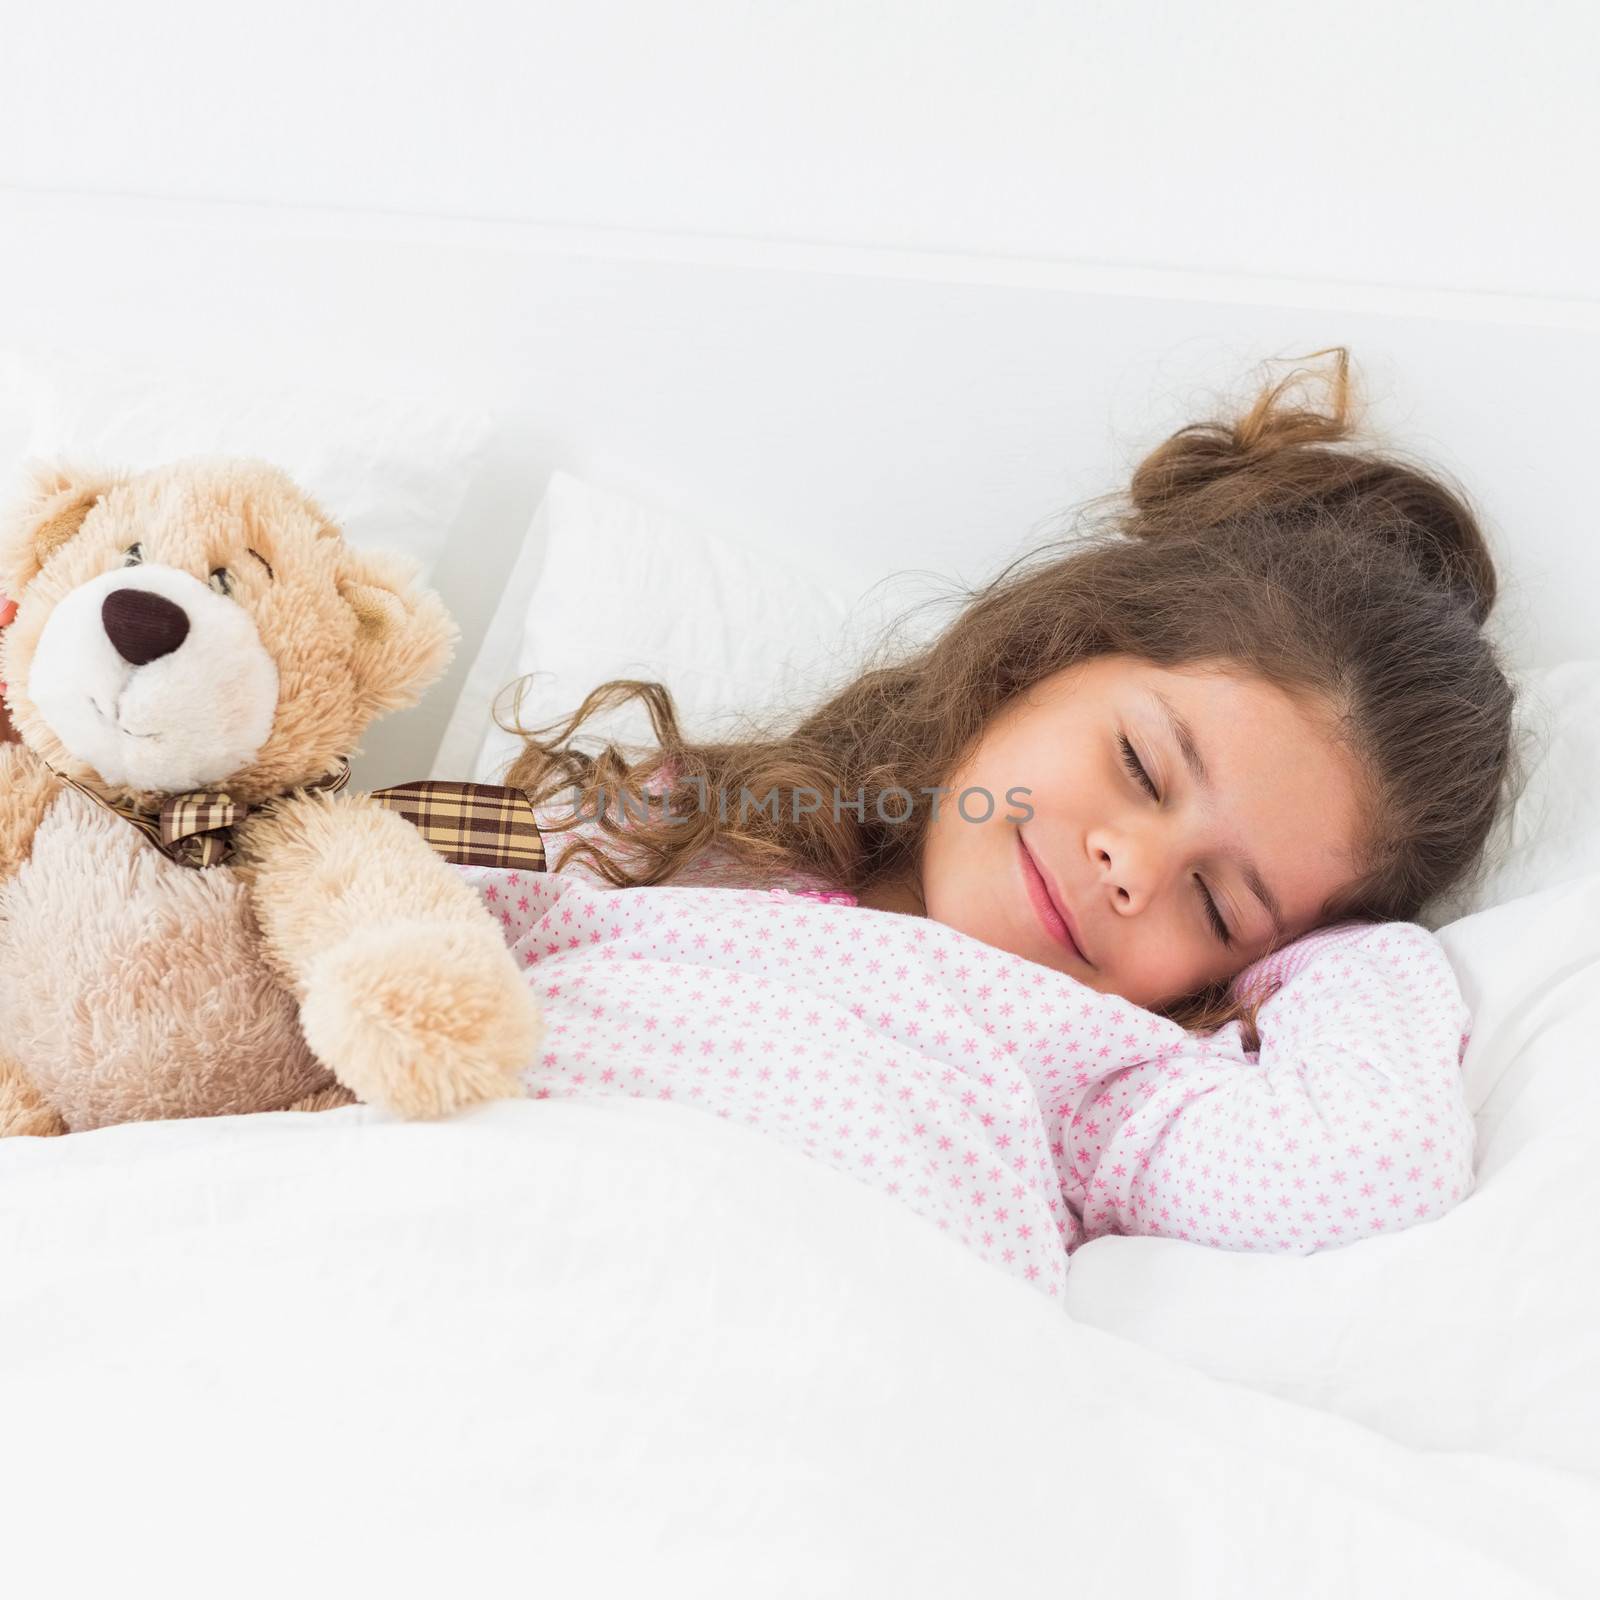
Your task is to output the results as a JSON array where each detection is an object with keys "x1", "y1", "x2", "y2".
[{"x1": 2, "y1": 870, "x2": 1597, "y2": 1598}]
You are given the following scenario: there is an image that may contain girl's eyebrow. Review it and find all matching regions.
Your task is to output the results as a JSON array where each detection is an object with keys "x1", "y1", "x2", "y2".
[{"x1": 1146, "y1": 687, "x2": 1288, "y2": 944}]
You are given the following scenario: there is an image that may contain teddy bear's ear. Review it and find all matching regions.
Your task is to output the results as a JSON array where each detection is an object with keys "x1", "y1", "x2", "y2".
[
  {"x1": 338, "y1": 547, "x2": 459, "y2": 716},
  {"x1": 0, "y1": 458, "x2": 126, "y2": 596}
]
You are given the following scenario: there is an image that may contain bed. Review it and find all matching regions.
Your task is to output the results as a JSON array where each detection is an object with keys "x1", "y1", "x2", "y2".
[{"x1": 1, "y1": 187, "x2": 1598, "y2": 1597}]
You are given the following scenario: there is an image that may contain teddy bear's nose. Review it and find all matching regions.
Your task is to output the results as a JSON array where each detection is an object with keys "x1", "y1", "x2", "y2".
[{"x1": 102, "y1": 588, "x2": 192, "y2": 667}]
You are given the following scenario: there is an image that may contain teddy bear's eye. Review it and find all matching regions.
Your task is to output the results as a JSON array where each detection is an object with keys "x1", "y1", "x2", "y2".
[
  {"x1": 209, "y1": 567, "x2": 234, "y2": 597},
  {"x1": 122, "y1": 543, "x2": 144, "y2": 567}
]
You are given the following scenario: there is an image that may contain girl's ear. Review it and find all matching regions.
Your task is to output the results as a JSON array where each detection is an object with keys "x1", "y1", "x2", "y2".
[
  {"x1": 0, "y1": 458, "x2": 125, "y2": 597},
  {"x1": 337, "y1": 546, "x2": 459, "y2": 718}
]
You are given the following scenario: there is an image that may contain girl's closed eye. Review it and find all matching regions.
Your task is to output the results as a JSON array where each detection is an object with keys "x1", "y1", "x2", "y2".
[
  {"x1": 1118, "y1": 731, "x2": 1157, "y2": 798},
  {"x1": 1118, "y1": 732, "x2": 1233, "y2": 948}
]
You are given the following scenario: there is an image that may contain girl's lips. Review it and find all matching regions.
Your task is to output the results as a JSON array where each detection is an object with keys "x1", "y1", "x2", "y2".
[{"x1": 1016, "y1": 829, "x2": 1092, "y2": 965}]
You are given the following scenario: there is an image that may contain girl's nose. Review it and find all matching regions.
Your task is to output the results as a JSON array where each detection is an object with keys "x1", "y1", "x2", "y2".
[{"x1": 1093, "y1": 834, "x2": 1164, "y2": 915}]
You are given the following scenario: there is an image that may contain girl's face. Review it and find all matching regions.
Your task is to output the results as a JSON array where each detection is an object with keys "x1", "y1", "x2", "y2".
[{"x1": 909, "y1": 654, "x2": 1367, "y2": 1010}]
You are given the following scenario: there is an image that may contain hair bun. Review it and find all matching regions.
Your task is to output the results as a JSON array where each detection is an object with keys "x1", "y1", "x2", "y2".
[
  {"x1": 1126, "y1": 347, "x2": 1497, "y2": 627},
  {"x1": 1350, "y1": 468, "x2": 1499, "y2": 629}
]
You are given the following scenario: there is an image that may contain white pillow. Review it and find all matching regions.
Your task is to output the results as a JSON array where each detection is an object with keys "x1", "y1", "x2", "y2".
[
  {"x1": 432, "y1": 471, "x2": 948, "y2": 783},
  {"x1": 6, "y1": 346, "x2": 494, "y2": 583},
  {"x1": 0, "y1": 348, "x2": 29, "y2": 475}
]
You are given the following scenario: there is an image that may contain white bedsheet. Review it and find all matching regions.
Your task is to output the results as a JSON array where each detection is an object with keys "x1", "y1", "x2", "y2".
[{"x1": 2, "y1": 975, "x2": 1597, "y2": 1600}]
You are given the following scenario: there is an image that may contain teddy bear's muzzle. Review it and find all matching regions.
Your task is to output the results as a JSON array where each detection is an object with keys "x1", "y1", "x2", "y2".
[
  {"x1": 101, "y1": 588, "x2": 192, "y2": 667},
  {"x1": 27, "y1": 563, "x2": 281, "y2": 793}
]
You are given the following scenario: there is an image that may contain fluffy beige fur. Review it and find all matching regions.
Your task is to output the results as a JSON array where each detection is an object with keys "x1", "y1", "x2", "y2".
[
  {"x1": 0, "y1": 456, "x2": 545, "y2": 1135},
  {"x1": 242, "y1": 789, "x2": 547, "y2": 1118}
]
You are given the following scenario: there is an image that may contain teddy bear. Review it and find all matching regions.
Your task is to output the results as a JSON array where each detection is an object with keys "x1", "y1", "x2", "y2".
[{"x1": 0, "y1": 456, "x2": 546, "y2": 1137}]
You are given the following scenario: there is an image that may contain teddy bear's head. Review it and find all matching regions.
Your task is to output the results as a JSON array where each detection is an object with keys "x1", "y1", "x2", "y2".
[{"x1": 0, "y1": 456, "x2": 457, "y2": 806}]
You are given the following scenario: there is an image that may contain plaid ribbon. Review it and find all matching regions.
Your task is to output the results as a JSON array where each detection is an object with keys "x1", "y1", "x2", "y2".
[
  {"x1": 58, "y1": 762, "x2": 353, "y2": 869},
  {"x1": 366, "y1": 780, "x2": 548, "y2": 872},
  {"x1": 55, "y1": 766, "x2": 546, "y2": 874}
]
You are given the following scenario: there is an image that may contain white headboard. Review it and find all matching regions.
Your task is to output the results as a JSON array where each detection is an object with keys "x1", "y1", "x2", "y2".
[{"x1": 2, "y1": 187, "x2": 1593, "y2": 786}]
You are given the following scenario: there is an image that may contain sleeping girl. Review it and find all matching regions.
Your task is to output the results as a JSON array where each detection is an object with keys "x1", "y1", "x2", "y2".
[{"x1": 429, "y1": 347, "x2": 1516, "y2": 1298}]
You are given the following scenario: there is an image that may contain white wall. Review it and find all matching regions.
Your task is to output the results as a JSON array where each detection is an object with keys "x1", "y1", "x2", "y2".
[
  {"x1": 1, "y1": 3, "x2": 1595, "y2": 784},
  {"x1": 5, "y1": 1, "x2": 1597, "y2": 300}
]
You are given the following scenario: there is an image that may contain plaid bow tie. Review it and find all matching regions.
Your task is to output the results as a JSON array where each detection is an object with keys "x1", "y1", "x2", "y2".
[
  {"x1": 57, "y1": 764, "x2": 547, "y2": 874},
  {"x1": 157, "y1": 789, "x2": 252, "y2": 868},
  {"x1": 60, "y1": 762, "x2": 354, "y2": 869}
]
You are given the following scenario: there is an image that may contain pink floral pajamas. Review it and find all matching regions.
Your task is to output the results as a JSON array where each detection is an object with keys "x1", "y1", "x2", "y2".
[{"x1": 457, "y1": 856, "x2": 1476, "y2": 1301}]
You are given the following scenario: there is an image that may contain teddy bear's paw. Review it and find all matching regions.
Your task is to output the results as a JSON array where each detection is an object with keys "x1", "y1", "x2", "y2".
[{"x1": 300, "y1": 920, "x2": 545, "y2": 1119}]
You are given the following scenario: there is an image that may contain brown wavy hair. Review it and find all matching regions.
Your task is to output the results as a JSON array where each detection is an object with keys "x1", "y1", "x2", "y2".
[{"x1": 499, "y1": 348, "x2": 1521, "y2": 1048}]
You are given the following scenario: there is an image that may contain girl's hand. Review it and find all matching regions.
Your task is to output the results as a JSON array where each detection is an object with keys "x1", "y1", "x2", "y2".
[{"x1": 0, "y1": 593, "x2": 15, "y2": 743}]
